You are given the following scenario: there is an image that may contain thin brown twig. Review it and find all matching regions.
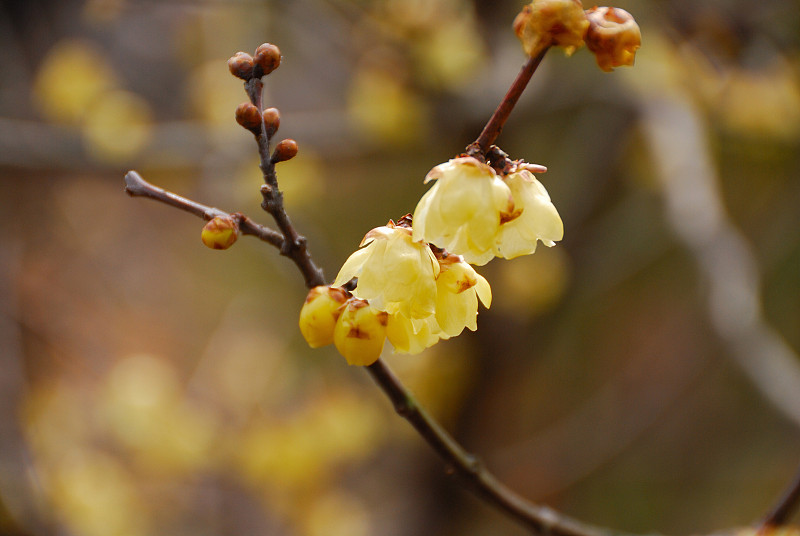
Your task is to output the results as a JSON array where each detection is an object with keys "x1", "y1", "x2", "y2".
[
  {"x1": 242, "y1": 76, "x2": 326, "y2": 288},
  {"x1": 366, "y1": 359, "x2": 616, "y2": 536},
  {"x1": 467, "y1": 47, "x2": 550, "y2": 157},
  {"x1": 124, "y1": 170, "x2": 284, "y2": 248},
  {"x1": 760, "y1": 462, "x2": 800, "y2": 528}
]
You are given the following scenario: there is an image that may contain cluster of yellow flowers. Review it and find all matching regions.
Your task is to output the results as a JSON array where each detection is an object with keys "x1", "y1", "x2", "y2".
[
  {"x1": 298, "y1": 0, "x2": 642, "y2": 366},
  {"x1": 299, "y1": 157, "x2": 562, "y2": 366}
]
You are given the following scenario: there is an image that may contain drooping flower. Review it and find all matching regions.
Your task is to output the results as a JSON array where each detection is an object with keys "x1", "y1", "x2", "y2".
[
  {"x1": 412, "y1": 157, "x2": 563, "y2": 265},
  {"x1": 434, "y1": 255, "x2": 492, "y2": 337},
  {"x1": 298, "y1": 286, "x2": 350, "y2": 348},
  {"x1": 334, "y1": 222, "x2": 439, "y2": 321},
  {"x1": 584, "y1": 7, "x2": 641, "y2": 72},
  {"x1": 333, "y1": 298, "x2": 388, "y2": 366},
  {"x1": 386, "y1": 313, "x2": 442, "y2": 355},
  {"x1": 412, "y1": 157, "x2": 515, "y2": 266},
  {"x1": 494, "y1": 170, "x2": 563, "y2": 259}
]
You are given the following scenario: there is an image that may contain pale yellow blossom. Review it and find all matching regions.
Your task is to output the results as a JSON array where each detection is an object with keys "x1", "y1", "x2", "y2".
[
  {"x1": 494, "y1": 170, "x2": 563, "y2": 259},
  {"x1": 334, "y1": 223, "x2": 439, "y2": 320},
  {"x1": 434, "y1": 256, "x2": 492, "y2": 337},
  {"x1": 412, "y1": 157, "x2": 515, "y2": 266},
  {"x1": 386, "y1": 313, "x2": 442, "y2": 355}
]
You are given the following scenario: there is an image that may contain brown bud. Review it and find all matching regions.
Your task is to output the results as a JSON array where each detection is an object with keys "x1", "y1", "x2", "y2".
[
  {"x1": 235, "y1": 102, "x2": 262, "y2": 132},
  {"x1": 201, "y1": 215, "x2": 239, "y2": 250},
  {"x1": 253, "y1": 43, "x2": 281, "y2": 77},
  {"x1": 514, "y1": 0, "x2": 589, "y2": 57},
  {"x1": 272, "y1": 139, "x2": 298, "y2": 162},
  {"x1": 585, "y1": 7, "x2": 641, "y2": 72},
  {"x1": 262, "y1": 107, "x2": 280, "y2": 137},
  {"x1": 227, "y1": 52, "x2": 254, "y2": 80}
]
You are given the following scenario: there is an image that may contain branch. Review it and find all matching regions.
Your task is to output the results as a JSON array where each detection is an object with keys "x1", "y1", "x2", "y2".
[
  {"x1": 366, "y1": 360, "x2": 617, "y2": 536},
  {"x1": 760, "y1": 463, "x2": 800, "y2": 528},
  {"x1": 124, "y1": 170, "x2": 284, "y2": 249},
  {"x1": 239, "y1": 76, "x2": 326, "y2": 288},
  {"x1": 467, "y1": 47, "x2": 549, "y2": 157}
]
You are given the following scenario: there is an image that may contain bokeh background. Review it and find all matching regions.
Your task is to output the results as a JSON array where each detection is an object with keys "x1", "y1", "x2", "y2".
[{"x1": 1, "y1": 0, "x2": 800, "y2": 535}]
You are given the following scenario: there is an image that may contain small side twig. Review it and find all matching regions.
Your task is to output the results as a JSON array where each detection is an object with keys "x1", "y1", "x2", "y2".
[
  {"x1": 760, "y1": 462, "x2": 800, "y2": 528},
  {"x1": 124, "y1": 170, "x2": 285, "y2": 249}
]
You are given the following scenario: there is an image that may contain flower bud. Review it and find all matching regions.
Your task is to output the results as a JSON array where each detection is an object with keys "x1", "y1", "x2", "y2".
[
  {"x1": 334, "y1": 299, "x2": 387, "y2": 366},
  {"x1": 262, "y1": 107, "x2": 280, "y2": 137},
  {"x1": 253, "y1": 43, "x2": 281, "y2": 76},
  {"x1": 272, "y1": 139, "x2": 298, "y2": 163},
  {"x1": 235, "y1": 102, "x2": 262, "y2": 132},
  {"x1": 201, "y1": 215, "x2": 239, "y2": 250},
  {"x1": 513, "y1": 0, "x2": 589, "y2": 57},
  {"x1": 227, "y1": 52, "x2": 255, "y2": 80},
  {"x1": 299, "y1": 286, "x2": 350, "y2": 348},
  {"x1": 585, "y1": 7, "x2": 641, "y2": 72}
]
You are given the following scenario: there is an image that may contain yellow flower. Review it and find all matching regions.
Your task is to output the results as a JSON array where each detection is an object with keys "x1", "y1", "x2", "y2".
[
  {"x1": 494, "y1": 170, "x2": 563, "y2": 259},
  {"x1": 434, "y1": 256, "x2": 492, "y2": 337},
  {"x1": 386, "y1": 313, "x2": 441, "y2": 355},
  {"x1": 334, "y1": 222, "x2": 439, "y2": 320},
  {"x1": 298, "y1": 286, "x2": 350, "y2": 348},
  {"x1": 412, "y1": 157, "x2": 515, "y2": 266},
  {"x1": 333, "y1": 299, "x2": 388, "y2": 366},
  {"x1": 585, "y1": 7, "x2": 641, "y2": 72},
  {"x1": 384, "y1": 254, "x2": 492, "y2": 353}
]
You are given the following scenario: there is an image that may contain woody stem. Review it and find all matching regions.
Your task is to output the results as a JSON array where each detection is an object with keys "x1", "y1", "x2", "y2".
[{"x1": 469, "y1": 47, "x2": 550, "y2": 157}]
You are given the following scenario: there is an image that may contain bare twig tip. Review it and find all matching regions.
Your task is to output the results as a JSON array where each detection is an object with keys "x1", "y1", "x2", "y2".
[{"x1": 124, "y1": 170, "x2": 146, "y2": 196}]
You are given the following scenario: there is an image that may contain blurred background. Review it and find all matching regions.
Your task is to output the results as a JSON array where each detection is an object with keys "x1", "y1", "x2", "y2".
[{"x1": 1, "y1": 0, "x2": 800, "y2": 535}]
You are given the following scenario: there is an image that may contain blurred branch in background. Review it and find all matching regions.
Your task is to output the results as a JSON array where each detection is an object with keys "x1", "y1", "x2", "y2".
[
  {"x1": 0, "y1": 240, "x2": 48, "y2": 536},
  {"x1": 637, "y1": 40, "x2": 800, "y2": 429},
  {"x1": 762, "y1": 463, "x2": 800, "y2": 528}
]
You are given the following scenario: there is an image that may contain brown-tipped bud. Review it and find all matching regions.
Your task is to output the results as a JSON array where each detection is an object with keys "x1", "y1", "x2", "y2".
[
  {"x1": 228, "y1": 52, "x2": 255, "y2": 80},
  {"x1": 585, "y1": 7, "x2": 641, "y2": 72},
  {"x1": 513, "y1": 0, "x2": 589, "y2": 57},
  {"x1": 272, "y1": 139, "x2": 298, "y2": 162},
  {"x1": 299, "y1": 286, "x2": 351, "y2": 348},
  {"x1": 262, "y1": 107, "x2": 280, "y2": 137},
  {"x1": 201, "y1": 215, "x2": 239, "y2": 250},
  {"x1": 235, "y1": 102, "x2": 262, "y2": 132},
  {"x1": 253, "y1": 43, "x2": 281, "y2": 77}
]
